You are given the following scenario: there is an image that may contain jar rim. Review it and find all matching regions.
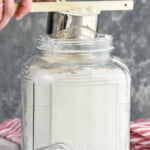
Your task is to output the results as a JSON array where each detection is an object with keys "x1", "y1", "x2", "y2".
[{"x1": 37, "y1": 33, "x2": 114, "y2": 53}]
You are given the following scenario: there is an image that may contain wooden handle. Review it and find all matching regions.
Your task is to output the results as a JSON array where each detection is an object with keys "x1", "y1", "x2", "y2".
[{"x1": 15, "y1": 1, "x2": 134, "y2": 13}]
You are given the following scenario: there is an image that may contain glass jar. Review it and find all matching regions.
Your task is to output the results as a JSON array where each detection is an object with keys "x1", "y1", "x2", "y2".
[{"x1": 21, "y1": 34, "x2": 131, "y2": 150}]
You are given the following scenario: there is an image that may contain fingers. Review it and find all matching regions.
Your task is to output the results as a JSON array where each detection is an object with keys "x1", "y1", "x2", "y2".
[
  {"x1": 0, "y1": 0, "x2": 15, "y2": 30},
  {"x1": 15, "y1": 0, "x2": 32, "y2": 20},
  {"x1": 0, "y1": 0, "x2": 3, "y2": 20},
  {"x1": 0, "y1": 0, "x2": 55, "y2": 30}
]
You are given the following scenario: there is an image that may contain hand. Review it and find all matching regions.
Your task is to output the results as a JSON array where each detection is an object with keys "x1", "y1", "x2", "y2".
[
  {"x1": 0, "y1": 0, "x2": 32, "y2": 30},
  {"x1": 0, "y1": 0, "x2": 55, "y2": 30}
]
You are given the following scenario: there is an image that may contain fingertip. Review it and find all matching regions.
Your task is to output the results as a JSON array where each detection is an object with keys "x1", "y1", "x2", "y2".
[
  {"x1": 0, "y1": 0, "x2": 15, "y2": 30},
  {"x1": 15, "y1": 0, "x2": 32, "y2": 21},
  {"x1": 15, "y1": 6, "x2": 31, "y2": 21},
  {"x1": 15, "y1": 16, "x2": 22, "y2": 21},
  {"x1": 0, "y1": 26, "x2": 4, "y2": 31},
  {"x1": 15, "y1": 14, "x2": 24, "y2": 21},
  {"x1": 0, "y1": 20, "x2": 9, "y2": 31},
  {"x1": 15, "y1": 11, "x2": 23, "y2": 20}
]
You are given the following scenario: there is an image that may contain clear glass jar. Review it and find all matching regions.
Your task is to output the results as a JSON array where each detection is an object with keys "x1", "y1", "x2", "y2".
[{"x1": 21, "y1": 34, "x2": 131, "y2": 150}]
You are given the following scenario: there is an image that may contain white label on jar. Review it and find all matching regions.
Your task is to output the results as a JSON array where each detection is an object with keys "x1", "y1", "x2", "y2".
[{"x1": 51, "y1": 83, "x2": 119, "y2": 150}]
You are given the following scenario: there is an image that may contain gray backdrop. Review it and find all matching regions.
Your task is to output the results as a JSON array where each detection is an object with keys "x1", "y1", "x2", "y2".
[{"x1": 0, "y1": 0, "x2": 149, "y2": 121}]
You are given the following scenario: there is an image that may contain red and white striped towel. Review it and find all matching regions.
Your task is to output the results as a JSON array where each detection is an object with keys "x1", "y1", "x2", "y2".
[
  {"x1": 0, "y1": 118, "x2": 21, "y2": 145},
  {"x1": 130, "y1": 119, "x2": 150, "y2": 150},
  {"x1": 0, "y1": 118, "x2": 150, "y2": 150}
]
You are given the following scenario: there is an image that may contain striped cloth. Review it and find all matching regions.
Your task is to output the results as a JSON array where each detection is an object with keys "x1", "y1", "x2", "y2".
[
  {"x1": 0, "y1": 118, "x2": 150, "y2": 150},
  {"x1": 130, "y1": 119, "x2": 150, "y2": 150},
  {"x1": 0, "y1": 118, "x2": 21, "y2": 145}
]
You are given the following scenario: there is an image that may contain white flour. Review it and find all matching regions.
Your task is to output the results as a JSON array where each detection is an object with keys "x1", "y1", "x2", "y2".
[{"x1": 22, "y1": 54, "x2": 130, "y2": 150}]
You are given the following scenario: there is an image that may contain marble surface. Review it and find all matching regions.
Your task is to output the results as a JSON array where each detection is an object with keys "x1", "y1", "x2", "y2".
[
  {"x1": 0, "y1": 138, "x2": 19, "y2": 150},
  {"x1": 0, "y1": 0, "x2": 149, "y2": 121}
]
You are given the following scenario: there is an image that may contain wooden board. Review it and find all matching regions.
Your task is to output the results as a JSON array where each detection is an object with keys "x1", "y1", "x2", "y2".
[{"x1": 15, "y1": 1, "x2": 134, "y2": 13}]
